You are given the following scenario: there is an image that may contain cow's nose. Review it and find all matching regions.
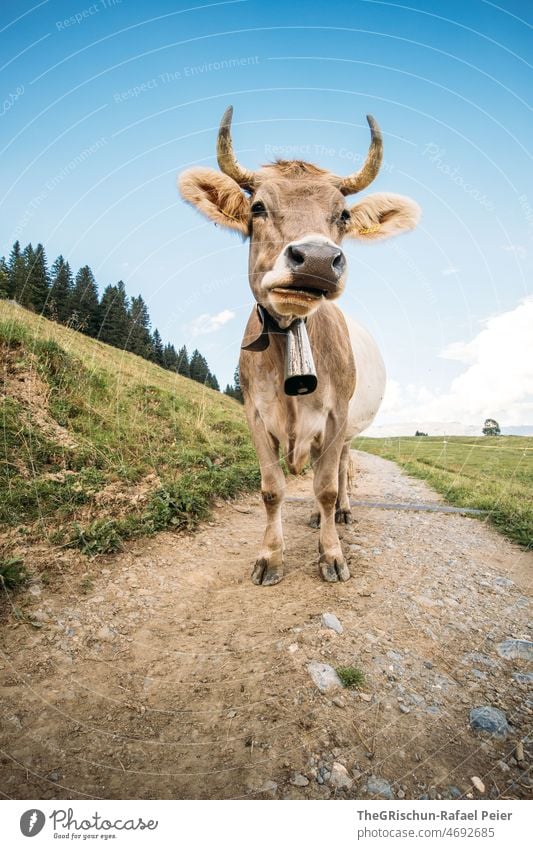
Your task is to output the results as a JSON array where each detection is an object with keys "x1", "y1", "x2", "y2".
[{"x1": 285, "y1": 241, "x2": 346, "y2": 284}]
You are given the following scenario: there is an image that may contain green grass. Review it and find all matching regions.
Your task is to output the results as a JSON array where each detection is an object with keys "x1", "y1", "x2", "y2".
[
  {"x1": 336, "y1": 665, "x2": 365, "y2": 689},
  {"x1": 0, "y1": 557, "x2": 28, "y2": 591},
  {"x1": 0, "y1": 300, "x2": 259, "y2": 555},
  {"x1": 353, "y1": 436, "x2": 533, "y2": 548}
]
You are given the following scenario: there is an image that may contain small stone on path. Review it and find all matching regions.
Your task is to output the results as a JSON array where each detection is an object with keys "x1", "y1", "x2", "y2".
[
  {"x1": 307, "y1": 661, "x2": 342, "y2": 693},
  {"x1": 496, "y1": 640, "x2": 533, "y2": 661},
  {"x1": 471, "y1": 776, "x2": 485, "y2": 794},
  {"x1": 321, "y1": 612, "x2": 343, "y2": 634},
  {"x1": 469, "y1": 706, "x2": 509, "y2": 740},
  {"x1": 367, "y1": 776, "x2": 393, "y2": 799},
  {"x1": 329, "y1": 762, "x2": 353, "y2": 790},
  {"x1": 512, "y1": 672, "x2": 533, "y2": 684}
]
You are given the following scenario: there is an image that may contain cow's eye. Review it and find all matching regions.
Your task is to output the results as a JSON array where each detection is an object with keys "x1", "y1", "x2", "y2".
[
  {"x1": 339, "y1": 209, "x2": 351, "y2": 224},
  {"x1": 251, "y1": 201, "x2": 267, "y2": 217}
]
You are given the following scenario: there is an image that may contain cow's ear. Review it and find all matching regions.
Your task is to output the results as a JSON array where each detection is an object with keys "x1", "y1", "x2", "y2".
[
  {"x1": 178, "y1": 167, "x2": 251, "y2": 236},
  {"x1": 346, "y1": 192, "x2": 420, "y2": 241}
]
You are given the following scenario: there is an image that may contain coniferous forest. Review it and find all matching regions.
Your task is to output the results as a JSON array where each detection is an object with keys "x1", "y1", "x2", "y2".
[{"x1": 0, "y1": 240, "x2": 244, "y2": 395}]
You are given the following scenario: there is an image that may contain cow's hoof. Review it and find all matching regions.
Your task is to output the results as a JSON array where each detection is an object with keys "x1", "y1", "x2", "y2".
[
  {"x1": 251, "y1": 558, "x2": 283, "y2": 586},
  {"x1": 335, "y1": 508, "x2": 353, "y2": 524},
  {"x1": 309, "y1": 512, "x2": 320, "y2": 528},
  {"x1": 319, "y1": 556, "x2": 351, "y2": 582}
]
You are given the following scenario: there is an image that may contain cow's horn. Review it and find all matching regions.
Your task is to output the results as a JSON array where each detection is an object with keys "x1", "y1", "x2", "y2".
[
  {"x1": 217, "y1": 106, "x2": 256, "y2": 191},
  {"x1": 335, "y1": 115, "x2": 383, "y2": 195}
]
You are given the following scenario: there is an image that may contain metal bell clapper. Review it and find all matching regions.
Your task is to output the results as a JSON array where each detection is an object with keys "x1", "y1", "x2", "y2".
[{"x1": 284, "y1": 319, "x2": 318, "y2": 396}]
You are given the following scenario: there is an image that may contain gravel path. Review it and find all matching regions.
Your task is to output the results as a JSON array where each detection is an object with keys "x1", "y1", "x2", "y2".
[{"x1": 1, "y1": 451, "x2": 531, "y2": 800}]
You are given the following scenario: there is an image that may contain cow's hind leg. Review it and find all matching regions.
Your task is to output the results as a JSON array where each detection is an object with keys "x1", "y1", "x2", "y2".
[
  {"x1": 312, "y1": 420, "x2": 350, "y2": 583},
  {"x1": 309, "y1": 445, "x2": 321, "y2": 528},
  {"x1": 335, "y1": 441, "x2": 353, "y2": 524},
  {"x1": 250, "y1": 426, "x2": 285, "y2": 586}
]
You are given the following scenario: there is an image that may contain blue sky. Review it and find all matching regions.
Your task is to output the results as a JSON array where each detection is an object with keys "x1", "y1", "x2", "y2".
[{"x1": 1, "y1": 0, "x2": 532, "y2": 428}]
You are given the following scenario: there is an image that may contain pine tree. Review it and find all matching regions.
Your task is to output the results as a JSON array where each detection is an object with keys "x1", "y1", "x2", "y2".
[
  {"x1": 224, "y1": 365, "x2": 243, "y2": 402},
  {"x1": 48, "y1": 255, "x2": 73, "y2": 323},
  {"x1": 17, "y1": 243, "x2": 35, "y2": 307},
  {"x1": 151, "y1": 328, "x2": 164, "y2": 366},
  {"x1": 69, "y1": 265, "x2": 100, "y2": 335},
  {"x1": 233, "y1": 364, "x2": 243, "y2": 402},
  {"x1": 176, "y1": 345, "x2": 190, "y2": 378},
  {"x1": 127, "y1": 295, "x2": 152, "y2": 358},
  {"x1": 23, "y1": 242, "x2": 50, "y2": 312},
  {"x1": 163, "y1": 343, "x2": 178, "y2": 371},
  {"x1": 98, "y1": 281, "x2": 129, "y2": 348},
  {"x1": 8, "y1": 241, "x2": 27, "y2": 301},
  {"x1": 0, "y1": 257, "x2": 9, "y2": 298},
  {"x1": 189, "y1": 349, "x2": 210, "y2": 384},
  {"x1": 206, "y1": 372, "x2": 220, "y2": 391},
  {"x1": 8, "y1": 241, "x2": 21, "y2": 268},
  {"x1": 27, "y1": 243, "x2": 50, "y2": 313}
]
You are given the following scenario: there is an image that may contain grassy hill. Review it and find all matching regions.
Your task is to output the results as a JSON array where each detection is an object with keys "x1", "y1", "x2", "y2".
[
  {"x1": 0, "y1": 300, "x2": 258, "y2": 559},
  {"x1": 354, "y1": 435, "x2": 532, "y2": 548}
]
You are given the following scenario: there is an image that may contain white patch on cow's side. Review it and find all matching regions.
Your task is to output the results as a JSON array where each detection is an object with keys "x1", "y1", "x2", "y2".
[{"x1": 342, "y1": 313, "x2": 386, "y2": 438}]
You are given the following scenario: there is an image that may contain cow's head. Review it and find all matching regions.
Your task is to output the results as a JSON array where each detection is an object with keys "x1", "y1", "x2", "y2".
[{"x1": 179, "y1": 107, "x2": 420, "y2": 327}]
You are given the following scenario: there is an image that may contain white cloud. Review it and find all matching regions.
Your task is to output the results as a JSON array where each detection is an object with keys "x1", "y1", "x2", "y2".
[
  {"x1": 441, "y1": 267, "x2": 459, "y2": 277},
  {"x1": 501, "y1": 244, "x2": 527, "y2": 259},
  {"x1": 372, "y1": 297, "x2": 533, "y2": 429},
  {"x1": 189, "y1": 309, "x2": 235, "y2": 336}
]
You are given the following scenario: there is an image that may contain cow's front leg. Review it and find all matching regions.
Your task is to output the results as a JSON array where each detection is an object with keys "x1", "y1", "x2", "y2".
[
  {"x1": 313, "y1": 421, "x2": 351, "y2": 583},
  {"x1": 249, "y1": 423, "x2": 285, "y2": 586},
  {"x1": 335, "y1": 440, "x2": 353, "y2": 524}
]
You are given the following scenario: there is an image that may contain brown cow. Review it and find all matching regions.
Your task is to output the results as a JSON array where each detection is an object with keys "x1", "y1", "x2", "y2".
[{"x1": 179, "y1": 107, "x2": 420, "y2": 586}]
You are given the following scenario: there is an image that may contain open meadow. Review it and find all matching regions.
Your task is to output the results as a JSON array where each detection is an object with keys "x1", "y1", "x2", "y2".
[{"x1": 353, "y1": 436, "x2": 532, "y2": 549}]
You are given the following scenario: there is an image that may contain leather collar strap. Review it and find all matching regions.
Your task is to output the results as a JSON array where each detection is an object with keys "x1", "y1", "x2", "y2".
[{"x1": 241, "y1": 304, "x2": 286, "y2": 351}]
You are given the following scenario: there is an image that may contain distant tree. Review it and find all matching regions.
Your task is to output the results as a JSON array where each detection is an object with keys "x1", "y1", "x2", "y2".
[
  {"x1": 206, "y1": 372, "x2": 220, "y2": 391},
  {"x1": 0, "y1": 257, "x2": 9, "y2": 298},
  {"x1": 189, "y1": 349, "x2": 210, "y2": 384},
  {"x1": 127, "y1": 295, "x2": 152, "y2": 358},
  {"x1": 150, "y1": 328, "x2": 164, "y2": 366},
  {"x1": 28, "y1": 243, "x2": 50, "y2": 313},
  {"x1": 232, "y1": 364, "x2": 243, "y2": 403},
  {"x1": 23, "y1": 242, "x2": 50, "y2": 312},
  {"x1": 17, "y1": 243, "x2": 35, "y2": 307},
  {"x1": 176, "y1": 345, "x2": 190, "y2": 377},
  {"x1": 98, "y1": 281, "x2": 129, "y2": 348},
  {"x1": 8, "y1": 241, "x2": 26, "y2": 301},
  {"x1": 47, "y1": 255, "x2": 73, "y2": 322},
  {"x1": 8, "y1": 242, "x2": 21, "y2": 271},
  {"x1": 69, "y1": 265, "x2": 100, "y2": 335},
  {"x1": 224, "y1": 364, "x2": 243, "y2": 401},
  {"x1": 415, "y1": 430, "x2": 428, "y2": 437},
  {"x1": 482, "y1": 418, "x2": 501, "y2": 436},
  {"x1": 163, "y1": 342, "x2": 178, "y2": 371}
]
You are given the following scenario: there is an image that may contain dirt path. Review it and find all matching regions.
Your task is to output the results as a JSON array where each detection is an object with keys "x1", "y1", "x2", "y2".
[{"x1": 1, "y1": 452, "x2": 531, "y2": 800}]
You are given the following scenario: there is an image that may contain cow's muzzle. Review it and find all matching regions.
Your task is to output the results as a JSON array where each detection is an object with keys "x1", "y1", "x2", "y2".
[{"x1": 284, "y1": 241, "x2": 346, "y2": 292}]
